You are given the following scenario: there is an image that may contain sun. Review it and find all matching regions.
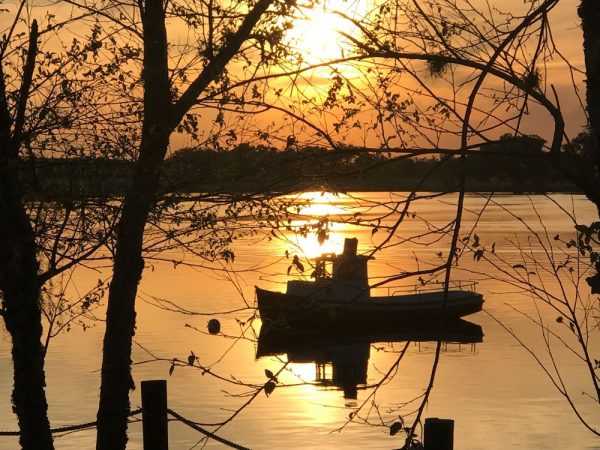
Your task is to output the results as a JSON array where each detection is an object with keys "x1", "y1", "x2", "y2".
[
  {"x1": 295, "y1": 228, "x2": 345, "y2": 259},
  {"x1": 286, "y1": 0, "x2": 365, "y2": 64},
  {"x1": 284, "y1": 192, "x2": 348, "y2": 258}
]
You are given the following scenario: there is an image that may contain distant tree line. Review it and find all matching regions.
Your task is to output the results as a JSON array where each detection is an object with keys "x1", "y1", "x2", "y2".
[{"x1": 21, "y1": 133, "x2": 582, "y2": 199}]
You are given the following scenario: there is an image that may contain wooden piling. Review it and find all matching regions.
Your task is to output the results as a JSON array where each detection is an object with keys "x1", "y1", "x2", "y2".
[
  {"x1": 141, "y1": 379, "x2": 169, "y2": 450},
  {"x1": 424, "y1": 417, "x2": 453, "y2": 450}
]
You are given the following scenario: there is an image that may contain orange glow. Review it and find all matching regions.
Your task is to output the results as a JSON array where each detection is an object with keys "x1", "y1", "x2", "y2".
[
  {"x1": 285, "y1": 192, "x2": 348, "y2": 258},
  {"x1": 288, "y1": 363, "x2": 318, "y2": 382},
  {"x1": 293, "y1": 228, "x2": 345, "y2": 259},
  {"x1": 286, "y1": 0, "x2": 365, "y2": 65},
  {"x1": 295, "y1": 191, "x2": 347, "y2": 216}
]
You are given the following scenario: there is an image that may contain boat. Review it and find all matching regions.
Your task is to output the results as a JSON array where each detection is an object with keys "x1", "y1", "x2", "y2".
[{"x1": 256, "y1": 237, "x2": 484, "y2": 331}]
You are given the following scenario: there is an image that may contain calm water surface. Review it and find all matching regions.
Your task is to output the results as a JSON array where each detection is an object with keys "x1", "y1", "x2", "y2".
[{"x1": 1, "y1": 193, "x2": 599, "y2": 449}]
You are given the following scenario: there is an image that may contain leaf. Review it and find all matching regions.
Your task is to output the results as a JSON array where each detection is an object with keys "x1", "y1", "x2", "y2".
[
  {"x1": 264, "y1": 381, "x2": 276, "y2": 397},
  {"x1": 556, "y1": 316, "x2": 563, "y2": 323},
  {"x1": 292, "y1": 255, "x2": 304, "y2": 272},
  {"x1": 169, "y1": 364, "x2": 175, "y2": 376},
  {"x1": 512, "y1": 264, "x2": 526, "y2": 270},
  {"x1": 317, "y1": 229, "x2": 328, "y2": 245},
  {"x1": 207, "y1": 319, "x2": 221, "y2": 335},
  {"x1": 473, "y1": 249, "x2": 484, "y2": 261},
  {"x1": 371, "y1": 226, "x2": 378, "y2": 236},
  {"x1": 187, "y1": 351, "x2": 195, "y2": 366},
  {"x1": 390, "y1": 421, "x2": 403, "y2": 436},
  {"x1": 473, "y1": 234, "x2": 480, "y2": 248},
  {"x1": 265, "y1": 369, "x2": 275, "y2": 379}
]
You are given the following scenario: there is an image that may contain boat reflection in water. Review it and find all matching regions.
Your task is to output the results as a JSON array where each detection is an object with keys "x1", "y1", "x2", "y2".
[{"x1": 256, "y1": 319, "x2": 483, "y2": 399}]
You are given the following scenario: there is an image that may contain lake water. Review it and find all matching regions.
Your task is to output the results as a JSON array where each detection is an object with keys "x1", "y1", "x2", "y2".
[{"x1": 1, "y1": 192, "x2": 599, "y2": 449}]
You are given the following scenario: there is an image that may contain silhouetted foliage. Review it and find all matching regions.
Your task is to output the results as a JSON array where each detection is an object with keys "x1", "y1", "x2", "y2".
[{"x1": 164, "y1": 141, "x2": 576, "y2": 193}]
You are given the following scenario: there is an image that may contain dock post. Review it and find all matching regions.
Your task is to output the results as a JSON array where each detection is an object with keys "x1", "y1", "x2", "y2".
[
  {"x1": 141, "y1": 379, "x2": 169, "y2": 450},
  {"x1": 424, "y1": 417, "x2": 453, "y2": 450}
]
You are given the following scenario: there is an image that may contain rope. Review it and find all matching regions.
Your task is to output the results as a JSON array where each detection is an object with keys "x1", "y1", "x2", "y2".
[
  {"x1": 0, "y1": 407, "x2": 250, "y2": 450},
  {"x1": 167, "y1": 408, "x2": 251, "y2": 450},
  {"x1": 0, "y1": 408, "x2": 143, "y2": 437}
]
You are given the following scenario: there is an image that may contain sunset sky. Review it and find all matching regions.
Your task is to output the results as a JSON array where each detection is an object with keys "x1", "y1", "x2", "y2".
[{"x1": 0, "y1": 0, "x2": 589, "y2": 152}]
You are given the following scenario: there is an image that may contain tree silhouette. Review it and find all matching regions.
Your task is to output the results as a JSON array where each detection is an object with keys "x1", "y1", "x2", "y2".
[{"x1": 91, "y1": 0, "x2": 308, "y2": 447}]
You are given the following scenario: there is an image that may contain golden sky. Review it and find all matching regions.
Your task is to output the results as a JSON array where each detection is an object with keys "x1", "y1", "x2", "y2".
[{"x1": 0, "y1": 0, "x2": 588, "y2": 152}]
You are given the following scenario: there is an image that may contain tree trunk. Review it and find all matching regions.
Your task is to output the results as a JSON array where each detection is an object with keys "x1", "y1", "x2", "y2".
[
  {"x1": 580, "y1": 0, "x2": 600, "y2": 176},
  {"x1": 0, "y1": 173, "x2": 54, "y2": 450},
  {"x1": 0, "y1": 129, "x2": 53, "y2": 450},
  {"x1": 95, "y1": 0, "x2": 172, "y2": 447},
  {"x1": 96, "y1": 0, "x2": 275, "y2": 445},
  {"x1": 579, "y1": 0, "x2": 600, "y2": 292},
  {"x1": 0, "y1": 273, "x2": 52, "y2": 450},
  {"x1": 0, "y1": 23, "x2": 53, "y2": 448},
  {"x1": 95, "y1": 141, "x2": 170, "y2": 450}
]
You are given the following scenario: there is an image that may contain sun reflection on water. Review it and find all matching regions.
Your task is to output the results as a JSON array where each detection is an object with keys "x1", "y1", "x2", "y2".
[
  {"x1": 293, "y1": 229, "x2": 345, "y2": 259},
  {"x1": 284, "y1": 192, "x2": 352, "y2": 258},
  {"x1": 288, "y1": 363, "x2": 318, "y2": 383}
]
